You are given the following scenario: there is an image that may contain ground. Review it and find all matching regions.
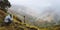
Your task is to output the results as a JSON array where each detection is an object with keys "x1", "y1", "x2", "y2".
[{"x1": 0, "y1": 10, "x2": 60, "y2": 30}]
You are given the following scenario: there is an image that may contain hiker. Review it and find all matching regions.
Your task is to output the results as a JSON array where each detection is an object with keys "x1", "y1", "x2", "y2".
[{"x1": 4, "y1": 14, "x2": 13, "y2": 25}]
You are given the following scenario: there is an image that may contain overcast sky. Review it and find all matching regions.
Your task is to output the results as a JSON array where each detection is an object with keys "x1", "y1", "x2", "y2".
[
  {"x1": 8, "y1": 0, "x2": 60, "y2": 17},
  {"x1": 9, "y1": 0, "x2": 52, "y2": 9}
]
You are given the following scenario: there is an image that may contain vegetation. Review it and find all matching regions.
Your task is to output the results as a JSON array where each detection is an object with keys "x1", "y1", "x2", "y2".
[
  {"x1": 0, "y1": 11, "x2": 60, "y2": 30},
  {"x1": 0, "y1": 15, "x2": 40, "y2": 30},
  {"x1": 0, "y1": 0, "x2": 11, "y2": 12},
  {"x1": 0, "y1": 0, "x2": 60, "y2": 30},
  {"x1": 0, "y1": 0, "x2": 11, "y2": 23},
  {"x1": 0, "y1": 10, "x2": 7, "y2": 23}
]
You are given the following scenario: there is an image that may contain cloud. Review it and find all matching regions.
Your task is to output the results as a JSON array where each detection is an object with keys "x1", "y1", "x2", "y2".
[{"x1": 9, "y1": 0, "x2": 60, "y2": 18}]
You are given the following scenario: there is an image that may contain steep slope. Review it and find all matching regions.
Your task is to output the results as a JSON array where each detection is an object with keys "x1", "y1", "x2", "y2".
[
  {"x1": 0, "y1": 9, "x2": 39, "y2": 30},
  {"x1": 0, "y1": 14, "x2": 40, "y2": 30}
]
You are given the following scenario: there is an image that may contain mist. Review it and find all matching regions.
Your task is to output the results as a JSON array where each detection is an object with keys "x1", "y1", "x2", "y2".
[{"x1": 8, "y1": 0, "x2": 60, "y2": 26}]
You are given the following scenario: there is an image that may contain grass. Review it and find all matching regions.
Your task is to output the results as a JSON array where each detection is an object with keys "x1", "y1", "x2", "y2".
[{"x1": 0, "y1": 10, "x2": 60, "y2": 30}]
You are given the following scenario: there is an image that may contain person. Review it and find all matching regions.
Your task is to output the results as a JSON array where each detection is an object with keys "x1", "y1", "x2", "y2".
[{"x1": 4, "y1": 14, "x2": 13, "y2": 25}]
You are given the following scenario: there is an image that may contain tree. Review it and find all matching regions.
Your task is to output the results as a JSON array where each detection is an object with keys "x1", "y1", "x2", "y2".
[{"x1": 0, "y1": 0, "x2": 11, "y2": 12}]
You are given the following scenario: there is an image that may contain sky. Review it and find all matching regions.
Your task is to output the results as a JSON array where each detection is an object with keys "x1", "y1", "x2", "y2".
[
  {"x1": 8, "y1": 0, "x2": 60, "y2": 25},
  {"x1": 8, "y1": 0, "x2": 60, "y2": 17},
  {"x1": 9, "y1": 0, "x2": 52, "y2": 10}
]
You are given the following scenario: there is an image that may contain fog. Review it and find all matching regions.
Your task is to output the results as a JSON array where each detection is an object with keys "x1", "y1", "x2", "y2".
[
  {"x1": 8, "y1": 0, "x2": 60, "y2": 26},
  {"x1": 8, "y1": 0, "x2": 60, "y2": 16}
]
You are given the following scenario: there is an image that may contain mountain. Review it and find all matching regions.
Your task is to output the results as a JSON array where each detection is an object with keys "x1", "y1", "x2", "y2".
[
  {"x1": 8, "y1": 4, "x2": 60, "y2": 27},
  {"x1": 8, "y1": 5, "x2": 37, "y2": 26}
]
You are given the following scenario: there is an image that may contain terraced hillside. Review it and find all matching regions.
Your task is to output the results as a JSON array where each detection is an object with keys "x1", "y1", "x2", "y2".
[
  {"x1": 0, "y1": 10, "x2": 39, "y2": 30},
  {"x1": 0, "y1": 17, "x2": 40, "y2": 30},
  {"x1": 0, "y1": 10, "x2": 60, "y2": 30}
]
